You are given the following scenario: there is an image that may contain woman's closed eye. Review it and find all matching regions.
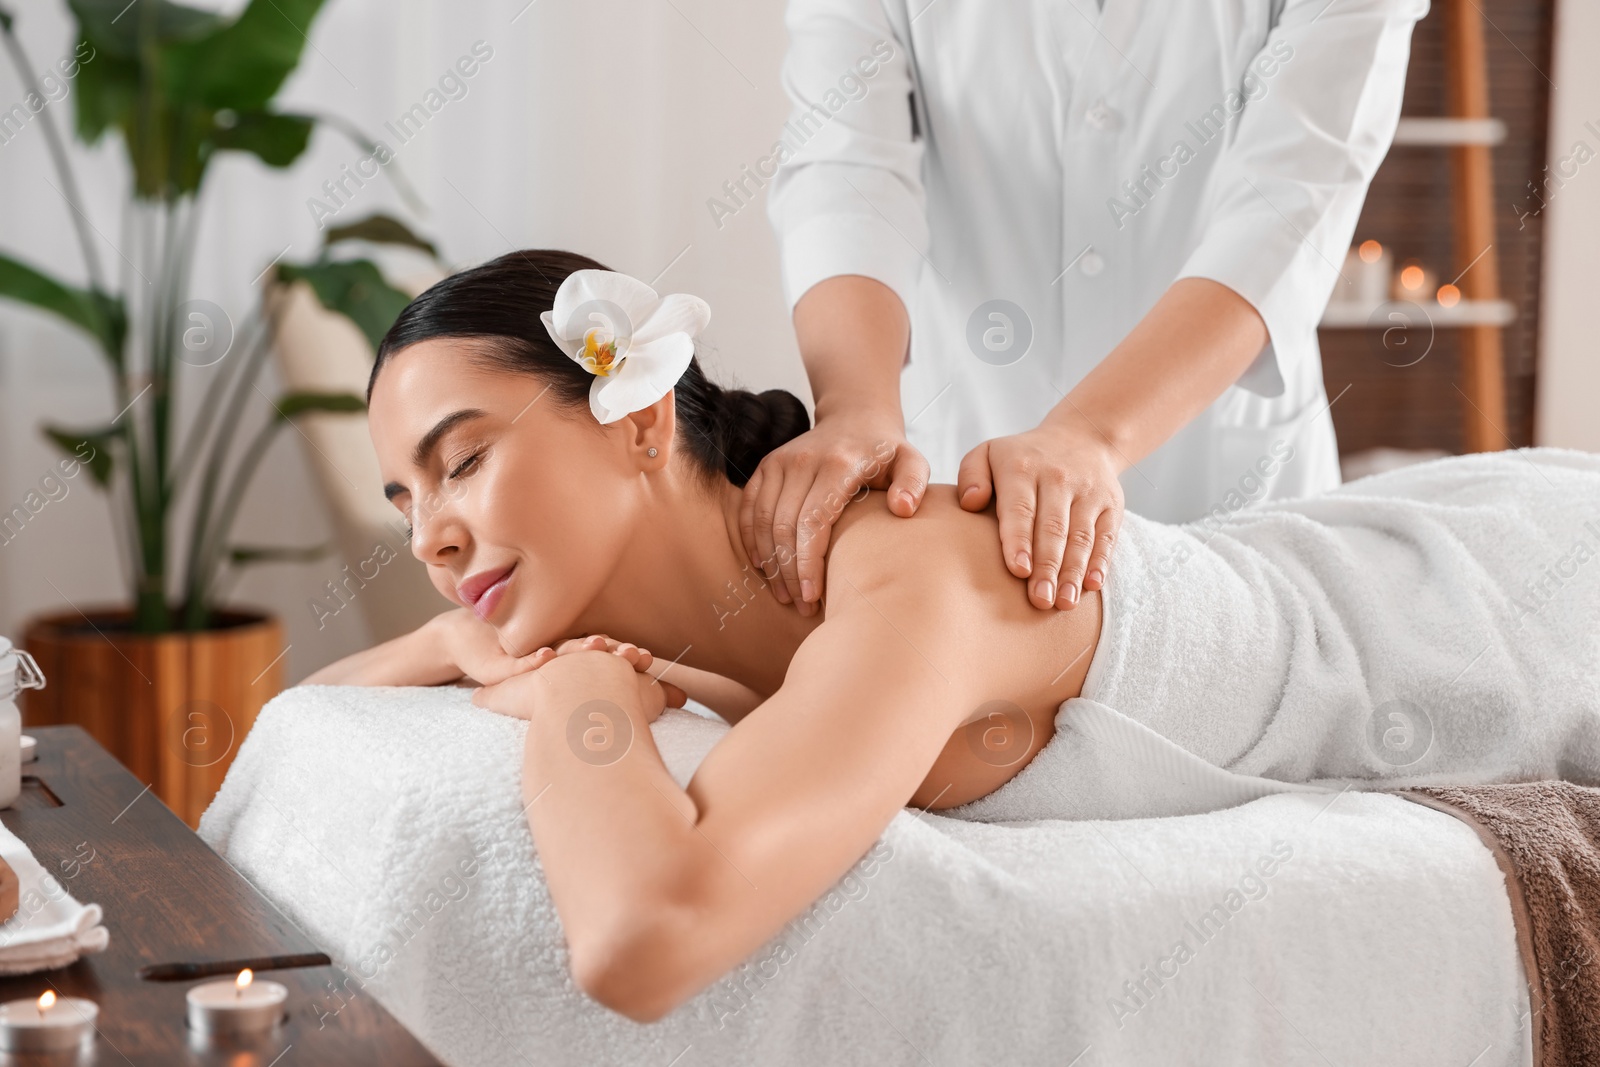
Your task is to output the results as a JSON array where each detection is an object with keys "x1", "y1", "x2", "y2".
[{"x1": 403, "y1": 451, "x2": 485, "y2": 538}]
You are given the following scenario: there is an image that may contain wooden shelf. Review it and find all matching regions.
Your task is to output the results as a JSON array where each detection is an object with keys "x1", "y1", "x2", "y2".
[
  {"x1": 1320, "y1": 298, "x2": 1517, "y2": 329},
  {"x1": 1392, "y1": 116, "x2": 1507, "y2": 146}
]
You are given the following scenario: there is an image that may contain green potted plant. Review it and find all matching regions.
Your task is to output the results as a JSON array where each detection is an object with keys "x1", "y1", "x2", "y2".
[{"x1": 0, "y1": 0, "x2": 423, "y2": 826}]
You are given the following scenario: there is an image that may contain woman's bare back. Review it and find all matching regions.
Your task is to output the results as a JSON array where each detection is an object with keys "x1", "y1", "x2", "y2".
[{"x1": 823, "y1": 485, "x2": 1103, "y2": 809}]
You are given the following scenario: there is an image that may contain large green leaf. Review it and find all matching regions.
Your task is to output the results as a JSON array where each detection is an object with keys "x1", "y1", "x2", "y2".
[
  {"x1": 277, "y1": 260, "x2": 411, "y2": 352},
  {"x1": 41, "y1": 425, "x2": 120, "y2": 487},
  {"x1": 0, "y1": 253, "x2": 125, "y2": 362},
  {"x1": 164, "y1": 0, "x2": 328, "y2": 111},
  {"x1": 68, "y1": 0, "x2": 327, "y2": 195},
  {"x1": 68, "y1": 0, "x2": 221, "y2": 59},
  {"x1": 211, "y1": 110, "x2": 315, "y2": 168},
  {"x1": 271, "y1": 391, "x2": 367, "y2": 420},
  {"x1": 71, "y1": 38, "x2": 139, "y2": 146},
  {"x1": 324, "y1": 214, "x2": 439, "y2": 260}
]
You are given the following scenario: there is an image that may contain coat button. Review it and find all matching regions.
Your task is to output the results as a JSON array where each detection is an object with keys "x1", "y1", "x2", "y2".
[
  {"x1": 1079, "y1": 249, "x2": 1105, "y2": 276},
  {"x1": 1085, "y1": 99, "x2": 1123, "y2": 131}
]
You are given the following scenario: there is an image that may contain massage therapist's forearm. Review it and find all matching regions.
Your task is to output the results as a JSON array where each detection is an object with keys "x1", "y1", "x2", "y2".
[
  {"x1": 750, "y1": 275, "x2": 926, "y2": 611},
  {"x1": 1044, "y1": 277, "x2": 1269, "y2": 464},
  {"x1": 793, "y1": 275, "x2": 909, "y2": 423}
]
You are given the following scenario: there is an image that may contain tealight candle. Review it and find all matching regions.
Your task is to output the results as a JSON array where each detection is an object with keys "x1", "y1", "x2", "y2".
[
  {"x1": 0, "y1": 990, "x2": 97, "y2": 1052},
  {"x1": 185, "y1": 969, "x2": 287, "y2": 1037}
]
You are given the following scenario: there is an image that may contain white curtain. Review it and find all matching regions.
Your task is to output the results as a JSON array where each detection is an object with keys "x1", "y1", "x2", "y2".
[{"x1": 0, "y1": 0, "x2": 802, "y2": 678}]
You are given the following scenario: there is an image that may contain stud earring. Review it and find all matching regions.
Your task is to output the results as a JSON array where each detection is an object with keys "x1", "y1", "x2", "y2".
[{"x1": 646, "y1": 447, "x2": 658, "y2": 458}]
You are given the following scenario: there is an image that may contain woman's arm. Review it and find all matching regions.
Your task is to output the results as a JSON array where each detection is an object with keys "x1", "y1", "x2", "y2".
[
  {"x1": 299, "y1": 608, "x2": 543, "y2": 687},
  {"x1": 300, "y1": 615, "x2": 460, "y2": 686},
  {"x1": 555, "y1": 634, "x2": 764, "y2": 722},
  {"x1": 644, "y1": 660, "x2": 763, "y2": 723},
  {"x1": 472, "y1": 576, "x2": 990, "y2": 1022}
]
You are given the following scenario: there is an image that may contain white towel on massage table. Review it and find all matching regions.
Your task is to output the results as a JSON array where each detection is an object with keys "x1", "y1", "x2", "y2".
[{"x1": 198, "y1": 686, "x2": 1533, "y2": 1066}]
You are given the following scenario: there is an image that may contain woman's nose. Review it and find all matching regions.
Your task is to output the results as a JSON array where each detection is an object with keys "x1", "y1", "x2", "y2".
[{"x1": 409, "y1": 497, "x2": 465, "y2": 563}]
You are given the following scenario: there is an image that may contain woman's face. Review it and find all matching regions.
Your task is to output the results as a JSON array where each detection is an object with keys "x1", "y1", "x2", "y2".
[{"x1": 368, "y1": 340, "x2": 641, "y2": 655}]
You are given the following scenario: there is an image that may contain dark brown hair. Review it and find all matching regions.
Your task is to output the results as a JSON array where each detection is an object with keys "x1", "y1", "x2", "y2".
[{"x1": 368, "y1": 250, "x2": 808, "y2": 487}]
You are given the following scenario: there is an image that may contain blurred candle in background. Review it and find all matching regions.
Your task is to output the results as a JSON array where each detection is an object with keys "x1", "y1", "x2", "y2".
[
  {"x1": 1393, "y1": 259, "x2": 1436, "y2": 302},
  {"x1": 1351, "y1": 240, "x2": 1392, "y2": 307}
]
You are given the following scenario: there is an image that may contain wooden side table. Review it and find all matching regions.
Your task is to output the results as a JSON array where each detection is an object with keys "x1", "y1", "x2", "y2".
[{"x1": 0, "y1": 727, "x2": 443, "y2": 1066}]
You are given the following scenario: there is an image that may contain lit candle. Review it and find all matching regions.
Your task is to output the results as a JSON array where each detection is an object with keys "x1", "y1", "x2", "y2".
[
  {"x1": 1350, "y1": 239, "x2": 1391, "y2": 308},
  {"x1": 1436, "y1": 283, "x2": 1462, "y2": 308},
  {"x1": 1392, "y1": 259, "x2": 1437, "y2": 302},
  {"x1": 0, "y1": 990, "x2": 98, "y2": 1052},
  {"x1": 185, "y1": 968, "x2": 287, "y2": 1037}
]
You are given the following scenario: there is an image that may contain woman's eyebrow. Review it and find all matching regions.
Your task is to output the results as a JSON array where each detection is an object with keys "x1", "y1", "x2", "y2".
[{"x1": 383, "y1": 408, "x2": 488, "y2": 502}]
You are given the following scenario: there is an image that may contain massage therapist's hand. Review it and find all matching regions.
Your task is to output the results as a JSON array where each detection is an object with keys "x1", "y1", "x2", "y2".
[
  {"x1": 957, "y1": 413, "x2": 1125, "y2": 611},
  {"x1": 740, "y1": 407, "x2": 930, "y2": 617},
  {"x1": 470, "y1": 647, "x2": 679, "y2": 724}
]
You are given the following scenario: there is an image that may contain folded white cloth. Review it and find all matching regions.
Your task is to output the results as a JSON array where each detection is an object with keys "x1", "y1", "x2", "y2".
[
  {"x1": 200, "y1": 687, "x2": 1532, "y2": 1066},
  {"x1": 0, "y1": 821, "x2": 108, "y2": 974}
]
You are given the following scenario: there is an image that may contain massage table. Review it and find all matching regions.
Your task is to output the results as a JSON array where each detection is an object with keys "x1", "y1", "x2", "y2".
[{"x1": 198, "y1": 684, "x2": 1533, "y2": 1066}]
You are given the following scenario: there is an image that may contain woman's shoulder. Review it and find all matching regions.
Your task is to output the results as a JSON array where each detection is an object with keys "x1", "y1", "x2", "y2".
[
  {"x1": 825, "y1": 485, "x2": 988, "y2": 593},
  {"x1": 829, "y1": 483, "x2": 957, "y2": 537},
  {"x1": 818, "y1": 483, "x2": 1105, "y2": 726}
]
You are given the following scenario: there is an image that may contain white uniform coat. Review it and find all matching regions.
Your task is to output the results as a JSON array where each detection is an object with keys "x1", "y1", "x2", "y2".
[{"x1": 766, "y1": 0, "x2": 1428, "y2": 521}]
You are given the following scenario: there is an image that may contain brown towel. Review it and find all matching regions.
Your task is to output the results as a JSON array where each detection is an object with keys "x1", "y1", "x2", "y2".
[{"x1": 1397, "y1": 783, "x2": 1600, "y2": 1067}]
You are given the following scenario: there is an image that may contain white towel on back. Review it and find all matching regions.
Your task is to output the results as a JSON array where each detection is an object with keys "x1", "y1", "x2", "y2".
[{"x1": 945, "y1": 447, "x2": 1600, "y2": 825}]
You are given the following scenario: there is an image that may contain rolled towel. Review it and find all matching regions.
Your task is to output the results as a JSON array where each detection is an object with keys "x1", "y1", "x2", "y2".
[{"x1": 0, "y1": 821, "x2": 108, "y2": 975}]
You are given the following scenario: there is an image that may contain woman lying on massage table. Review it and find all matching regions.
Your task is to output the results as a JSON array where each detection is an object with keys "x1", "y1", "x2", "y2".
[{"x1": 304, "y1": 250, "x2": 1600, "y2": 1023}]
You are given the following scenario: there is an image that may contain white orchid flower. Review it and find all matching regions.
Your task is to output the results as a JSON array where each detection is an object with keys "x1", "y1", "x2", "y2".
[{"x1": 539, "y1": 269, "x2": 711, "y2": 425}]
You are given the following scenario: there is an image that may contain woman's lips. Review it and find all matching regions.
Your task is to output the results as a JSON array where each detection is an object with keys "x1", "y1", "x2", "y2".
[
  {"x1": 458, "y1": 564, "x2": 515, "y2": 616},
  {"x1": 471, "y1": 566, "x2": 515, "y2": 620}
]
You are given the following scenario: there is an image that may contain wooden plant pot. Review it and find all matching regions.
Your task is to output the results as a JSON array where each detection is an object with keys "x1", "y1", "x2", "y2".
[{"x1": 19, "y1": 608, "x2": 284, "y2": 829}]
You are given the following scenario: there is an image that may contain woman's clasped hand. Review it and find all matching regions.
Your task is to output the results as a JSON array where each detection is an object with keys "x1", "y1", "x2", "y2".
[{"x1": 469, "y1": 630, "x2": 689, "y2": 722}]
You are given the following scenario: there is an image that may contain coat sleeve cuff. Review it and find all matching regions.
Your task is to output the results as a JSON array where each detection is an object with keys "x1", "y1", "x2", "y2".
[
  {"x1": 778, "y1": 211, "x2": 924, "y2": 322},
  {"x1": 1174, "y1": 212, "x2": 1336, "y2": 400}
]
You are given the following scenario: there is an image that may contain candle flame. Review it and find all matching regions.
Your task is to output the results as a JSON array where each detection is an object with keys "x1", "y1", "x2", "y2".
[
  {"x1": 1400, "y1": 264, "x2": 1425, "y2": 291},
  {"x1": 236, "y1": 968, "x2": 254, "y2": 991},
  {"x1": 1358, "y1": 240, "x2": 1383, "y2": 263},
  {"x1": 1436, "y1": 284, "x2": 1462, "y2": 308},
  {"x1": 37, "y1": 991, "x2": 54, "y2": 1013}
]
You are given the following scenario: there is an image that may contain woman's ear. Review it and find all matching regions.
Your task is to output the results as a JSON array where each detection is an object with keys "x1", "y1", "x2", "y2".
[{"x1": 624, "y1": 389, "x2": 676, "y2": 469}]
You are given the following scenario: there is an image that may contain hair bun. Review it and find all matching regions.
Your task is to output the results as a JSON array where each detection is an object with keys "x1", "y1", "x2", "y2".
[{"x1": 715, "y1": 387, "x2": 810, "y2": 487}]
